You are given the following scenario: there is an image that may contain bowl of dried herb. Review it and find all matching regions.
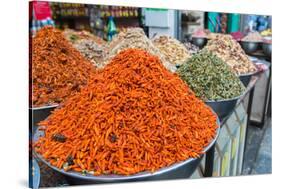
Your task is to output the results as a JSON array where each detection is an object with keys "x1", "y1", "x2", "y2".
[{"x1": 177, "y1": 50, "x2": 245, "y2": 120}]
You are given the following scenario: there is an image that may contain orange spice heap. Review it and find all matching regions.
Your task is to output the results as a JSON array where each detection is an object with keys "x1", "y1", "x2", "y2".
[
  {"x1": 31, "y1": 26, "x2": 96, "y2": 107},
  {"x1": 34, "y1": 49, "x2": 218, "y2": 176}
]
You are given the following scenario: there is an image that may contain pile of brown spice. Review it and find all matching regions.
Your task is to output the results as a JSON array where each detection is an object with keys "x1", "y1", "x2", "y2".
[
  {"x1": 31, "y1": 26, "x2": 96, "y2": 107},
  {"x1": 105, "y1": 28, "x2": 177, "y2": 72},
  {"x1": 63, "y1": 29, "x2": 108, "y2": 69},
  {"x1": 204, "y1": 34, "x2": 257, "y2": 75},
  {"x1": 72, "y1": 39, "x2": 108, "y2": 69},
  {"x1": 63, "y1": 29, "x2": 106, "y2": 46},
  {"x1": 34, "y1": 48, "x2": 218, "y2": 176},
  {"x1": 152, "y1": 35, "x2": 191, "y2": 66}
]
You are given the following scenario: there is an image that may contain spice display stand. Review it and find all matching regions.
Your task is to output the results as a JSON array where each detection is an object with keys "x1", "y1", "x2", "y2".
[
  {"x1": 249, "y1": 60, "x2": 271, "y2": 128},
  {"x1": 203, "y1": 74, "x2": 262, "y2": 177}
]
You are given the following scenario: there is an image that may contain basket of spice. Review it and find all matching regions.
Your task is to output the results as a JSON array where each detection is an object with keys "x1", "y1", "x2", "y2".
[
  {"x1": 33, "y1": 49, "x2": 219, "y2": 184},
  {"x1": 31, "y1": 26, "x2": 96, "y2": 126},
  {"x1": 204, "y1": 34, "x2": 258, "y2": 87},
  {"x1": 177, "y1": 50, "x2": 245, "y2": 120}
]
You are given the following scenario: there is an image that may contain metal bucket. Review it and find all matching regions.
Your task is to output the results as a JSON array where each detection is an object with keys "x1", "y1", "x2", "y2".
[{"x1": 33, "y1": 118, "x2": 220, "y2": 184}]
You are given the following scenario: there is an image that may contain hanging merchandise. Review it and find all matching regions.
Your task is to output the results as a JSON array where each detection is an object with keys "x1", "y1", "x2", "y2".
[
  {"x1": 107, "y1": 16, "x2": 117, "y2": 41},
  {"x1": 207, "y1": 12, "x2": 220, "y2": 33},
  {"x1": 220, "y1": 13, "x2": 228, "y2": 33},
  {"x1": 227, "y1": 14, "x2": 240, "y2": 33},
  {"x1": 31, "y1": 1, "x2": 55, "y2": 35}
]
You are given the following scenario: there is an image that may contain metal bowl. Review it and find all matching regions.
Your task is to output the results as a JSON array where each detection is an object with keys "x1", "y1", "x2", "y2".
[
  {"x1": 239, "y1": 41, "x2": 260, "y2": 54},
  {"x1": 30, "y1": 104, "x2": 59, "y2": 132},
  {"x1": 205, "y1": 95, "x2": 242, "y2": 120},
  {"x1": 262, "y1": 43, "x2": 272, "y2": 57},
  {"x1": 191, "y1": 37, "x2": 208, "y2": 49},
  {"x1": 33, "y1": 118, "x2": 220, "y2": 184},
  {"x1": 239, "y1": 69, "x2": 259, "y2": 87}
]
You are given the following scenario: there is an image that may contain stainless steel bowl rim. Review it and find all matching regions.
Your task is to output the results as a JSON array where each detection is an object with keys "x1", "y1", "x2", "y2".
[
  {"x1": 204, "y1": 92, "x2": 244, "y2": 103},
  {"x1": 192, "y1": 36, "x2": 208, "y2": 39},
  {"x1": 33, "y1": 117, "x2": 220, "y2": 181},
  {"x1": 240, "y1": 40, "x2": 262, "y2": 44},
  {"x1": 31, "y1": 104, "x2": 59, "y2": 110},
  {"x1": 238, "y1": 69, "x2": 259, "y2": 77}
]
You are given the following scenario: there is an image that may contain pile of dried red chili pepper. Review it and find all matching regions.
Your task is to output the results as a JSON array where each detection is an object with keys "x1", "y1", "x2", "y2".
[
  {"x1": 34, "y1": 49, "x2": 218, "y2": 176},
  {"x1": 31, "y1": 26, "x2": 96, "y2": 107}
]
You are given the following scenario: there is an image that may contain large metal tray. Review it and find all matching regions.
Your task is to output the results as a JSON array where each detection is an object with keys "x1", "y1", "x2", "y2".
[{"x1": 33, "y1": 117, "x2": 220, "y2": 184}]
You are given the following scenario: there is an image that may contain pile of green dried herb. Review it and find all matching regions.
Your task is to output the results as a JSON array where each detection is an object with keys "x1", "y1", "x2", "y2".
[{"x1": 177, "y1": 50, "x2": 245, "y2": 101}]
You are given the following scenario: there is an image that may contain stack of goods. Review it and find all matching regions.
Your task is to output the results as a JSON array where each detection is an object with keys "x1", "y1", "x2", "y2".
[
  {"x1": 152, "y1": 35, "x2": 191, "y2": 66},
  {"x1": 204, "y1": 34, "x2": 257, "y2": 75},
  {"x1": 63, "y1": 29, "x2": 108, "y2": 69},
  {"x1": 183, "y1": 42, "x2": 200, "y2": 55},
  {"x1": 31, "y1": 26, "x2": 96, "y2": 107},
  {"x1": 241, "y1": 31, "x2": 263, "y2": 42},
  {"x1": 34, "y1": 49, "x2": 218, "y2": 176},
  {"x1": 105, "y1": 28, "x2": 176, "y2": 72},
  {"x1": 177, "y1": 50, "x2": 245, "y2": 101}
]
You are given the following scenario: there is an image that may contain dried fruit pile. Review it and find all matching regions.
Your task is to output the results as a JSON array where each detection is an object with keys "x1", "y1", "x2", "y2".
[
  {"x1": 177, "y1": 50, "x2": 245, "y2": 101},
  {"x1": 105, "y1": 28, "x2": 177, "y2": 72},
  {"x1": 34, "y1": 49, "x2": 218, "y2": 176},
  {"x1": 152, "y1": 35, "x2": 191, "y2": 66},
  {"x1": 204, "y1": 34, "x2": 257, "y2": 75},
  {"x1": 31, "y1": 26, "x2": 96, "y2": 107}
]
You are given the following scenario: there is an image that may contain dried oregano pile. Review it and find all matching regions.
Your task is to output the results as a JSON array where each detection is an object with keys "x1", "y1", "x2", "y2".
[{"x1": 177, "y1": 50, "x2": 245, "y2": 101}]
